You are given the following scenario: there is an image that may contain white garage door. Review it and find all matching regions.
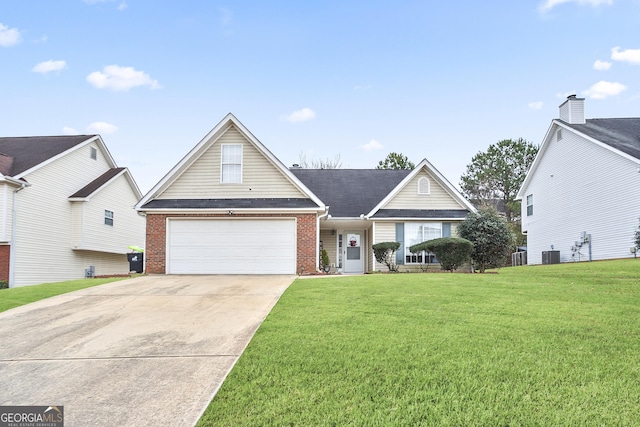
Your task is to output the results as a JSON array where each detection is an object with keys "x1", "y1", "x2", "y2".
[{"x1": 167, "y1": 218, "x2": 296, "y2": 274}]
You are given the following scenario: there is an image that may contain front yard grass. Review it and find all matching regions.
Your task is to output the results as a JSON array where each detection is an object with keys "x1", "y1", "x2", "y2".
[
  {"x1": 0, "y1": 277, "x2": 129, "y2": 313},
  {"x1": 198, "y1": 259, "x2": 640, "y2": 426}
]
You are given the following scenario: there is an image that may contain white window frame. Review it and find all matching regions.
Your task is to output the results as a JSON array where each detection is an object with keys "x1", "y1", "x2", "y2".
[
  {"x1": 104, "y1": 210, "x2": 114, "y2": 226},
  {"x1": 417, "y1": 177, "x2": 430, "y2": 195},
  {"x1": 221, "y1": 144, "x2": 243, "y2": 184},
  {"x1": 90, "y1": 147, "x2": 97, "y2": 160},
  {"x1": 526, "y1": 194, "x2": 534, "y2": 216},
  {"x1": 405, "y1": 222, "x2": 442, "y2": 264}
]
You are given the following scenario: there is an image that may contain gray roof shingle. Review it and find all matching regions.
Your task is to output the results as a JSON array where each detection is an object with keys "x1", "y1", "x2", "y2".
[
  {"x1": 563, "y1": 118, "x2": 640, "y2": 160},
  {"x1": 0, "y1": 135, "x2": 94, "y2": 176},
  {"x1": 70, "y1": 167, "x2": 125, "y2": 198},
  {"x1": 291, "y1": 169, "x2": 411, "y2": 217},
  {"x1": 141, "y1": 198, "x2": 319, "y2": 209}
]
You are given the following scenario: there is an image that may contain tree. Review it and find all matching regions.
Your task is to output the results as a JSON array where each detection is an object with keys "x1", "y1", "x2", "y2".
[
  {"x1": 298, "y1": 152, "x2": 342, "y2": 169},
  {"x1": 372, "y1": 241, "x2": 401, "y2": 272},
  {"x1": 458, "y1": 207, "x2": 514, "y2": 273},
  {"x1": 460, "y1": 138, "x2": 538, "y2": 224},
  {"x1": 376, "y1": 152, "x2": 415, "y2": 170}
]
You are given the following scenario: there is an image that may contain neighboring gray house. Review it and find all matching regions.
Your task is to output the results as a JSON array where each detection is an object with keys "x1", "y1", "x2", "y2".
[
  {"x1": 0, "y1": 135, "x2": 145, "y2": 287},
  {"x1": 517, "y1": 96, "x2": 640, "y2": 264},
  {"x1": 136, "y1": 113, "x2": 475, "y2": 275}
]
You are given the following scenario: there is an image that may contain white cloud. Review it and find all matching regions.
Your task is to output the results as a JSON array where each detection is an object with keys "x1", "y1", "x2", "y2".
[
  {"x1": 539, "y1": 0, "x2": 612, "y2": 13},
  {"x1": 220, "y1": 7, "x2": 233, "y2": 25},
  {"x1": 611, "y1": 47, "x2": 640, "y2": 65},
  {"x1": 86, "y1": 65, "x2": 160, "y2": 91},
  {"x1": 360, "y1": 139, "x2": 383, "y2": 151},
  {"x1": 86, "y1": 122, "x2": 119, "y2": 134},
  {"x1": 528, "y1": 101, "x2": 544, "y2": 110},
  {"x1": 32, "y1": 60, "x2": 67, "y2": 74},
  {"x1": 0, "y1": 23, "x2": 21, "y2": 47},
  {"x1": 354, "y1": 85, "x2": 372, "y2": 91},
  {"x1": 83, "y1": 0, "x2": 127, "y2": 9},
  {"x1": 62, "y1": 126, "x2": 79, "y2": 135},
  {"x1": 593, "y1": 60, "x2": 612, "y2": 70},
  {"x1": 583, "y1": 80, "x2": 626, "y2": 99},
  {"x1": 281, "y1": 108, "x2": 316, "y2": 123}
]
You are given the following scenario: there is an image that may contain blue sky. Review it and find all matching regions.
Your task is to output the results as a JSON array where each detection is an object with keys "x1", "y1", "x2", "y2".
[{"x1": 2, "y1": 0, "x2": 639, "y2": 194}]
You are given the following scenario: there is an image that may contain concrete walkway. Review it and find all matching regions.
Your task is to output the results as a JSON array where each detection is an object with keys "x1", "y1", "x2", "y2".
[{"x1": 0, "y1": 275, "x2": 295, "y2": 426}]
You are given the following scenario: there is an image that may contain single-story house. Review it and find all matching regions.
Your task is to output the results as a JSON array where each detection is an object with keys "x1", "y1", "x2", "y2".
[
  {"x1": 517, "y1": 95, "x2": 640, "y2": 264},
  {"x1": 0, "y1": 135, "x2": 145, "y2": 287},
  {"x1": 135, "y1": 114, "x2": 475, "y2": 274}
]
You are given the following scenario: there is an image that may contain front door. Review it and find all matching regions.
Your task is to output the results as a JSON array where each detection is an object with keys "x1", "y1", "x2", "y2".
[{"x1": 343, "y1": 231, "x2": 363, "y2": 273}]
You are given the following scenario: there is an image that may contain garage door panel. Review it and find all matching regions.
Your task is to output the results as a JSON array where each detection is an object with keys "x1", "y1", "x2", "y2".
[{"x1": 168, "y1": 219, "x2": 296, "y2": 274}]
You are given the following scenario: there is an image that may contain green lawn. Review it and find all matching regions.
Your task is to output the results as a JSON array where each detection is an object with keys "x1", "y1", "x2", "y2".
[
  {"x1": 198, "y1": 259, "x2": 640, "y2": 426},
  {"x1": 0, "y1": 277, "x2": 129, "y2": 313}
]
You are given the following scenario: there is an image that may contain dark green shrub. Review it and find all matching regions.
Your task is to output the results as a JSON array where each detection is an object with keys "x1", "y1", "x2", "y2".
[
  {"x1": 410, "y1": 237, "x2": 473, "y2": 272},
  {"x1": 372, "y1": 242, "x2": 401, "y2": 272},
  {"x1": 0, "y1": 280, "x2": 8, "y2": 289}
]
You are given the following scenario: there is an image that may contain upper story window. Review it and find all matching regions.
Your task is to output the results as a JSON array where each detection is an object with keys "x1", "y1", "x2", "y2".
[
  {"x1": 556, "y1": 129, "x2": 563, "y2": 141},
  {"x1": 418, "y1": 177, "x2": 430, "y2": 195},
  {"x1": 221, "y1": 144, "x2": 242, "y2": 183},
  {"x1": 526, "y1": 194, "x2": 534, "y2": 216},
  {"x1": 90, "y1": 147, "x2": 97, "y2": 160},
  {"x1": 104, "y1": 210, "x2": 114, "y2": 226}
]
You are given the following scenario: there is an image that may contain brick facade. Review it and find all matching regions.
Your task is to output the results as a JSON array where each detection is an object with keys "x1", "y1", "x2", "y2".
[
  {"x1": 0, "y1": 245, "x2": 9, "y2": 283},
  {"x1": 145, "y1": 213, "x2": 318, "y2": 274}
]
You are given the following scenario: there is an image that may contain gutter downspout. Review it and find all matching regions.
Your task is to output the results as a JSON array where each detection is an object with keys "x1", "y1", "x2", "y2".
[{"x1": 8, "y1": 179, "x2": 30, "y2": 288}]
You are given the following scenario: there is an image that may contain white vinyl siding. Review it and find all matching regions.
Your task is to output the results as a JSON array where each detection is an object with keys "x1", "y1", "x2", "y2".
[
  {"x1": 11, "y1": 142, "x2": 144, "y2": 287},
  {"x1": 167, "y1": 218, "x2": 296, "y2": 274},
  {"x1": 0, "y1": 183, "x2": 15, "y2": 242},
  {"x1": 159, "y1": 126, "x2": 305, "y2": 199},
  {"x1": 71, "y1": 174, "x2": 145, "y2": 254},
  {"x1": 384, "y1": 170, "x2": 466, "y2": 210},
  {"x1": 520, "y1": 126, "x2": 640, "y2": 264}
]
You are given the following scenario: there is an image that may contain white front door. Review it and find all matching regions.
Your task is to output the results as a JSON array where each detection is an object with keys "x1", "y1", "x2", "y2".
[{"x1": 343, "y1": 231, "x2": 363, "y2": 273}]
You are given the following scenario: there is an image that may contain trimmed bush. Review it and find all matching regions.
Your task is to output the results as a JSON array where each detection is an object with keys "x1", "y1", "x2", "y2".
[
  {"x1": 410, "y1": 237, "x2": 473, "y2": 272},
  {"x1": 458, "y1": 207, "x2": 513, "y2": 273},
  {"x1": 372, "y1": 242, "x2": 401, "y2": 272}
]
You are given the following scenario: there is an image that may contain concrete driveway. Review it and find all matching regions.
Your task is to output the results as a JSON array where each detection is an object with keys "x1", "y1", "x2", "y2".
[{"x1": 0, "y1": 275, "x2": 295, "y2": 426}]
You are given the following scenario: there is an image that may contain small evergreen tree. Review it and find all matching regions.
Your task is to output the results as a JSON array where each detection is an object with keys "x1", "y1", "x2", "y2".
[
  {"x1": 634, "y1": 218, "x2": 640, "y2": 254},
  {"x1": 372, "y1": 242, "x2": 401, "y2": 272},
  {"x1": 458, "y1": 208, "x2": 513, "y2": 273}
]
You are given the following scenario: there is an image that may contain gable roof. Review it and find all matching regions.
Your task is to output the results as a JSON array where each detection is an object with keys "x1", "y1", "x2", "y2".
[
  {"x1": 69, "y1": 167, "x2": 141, "y2": 200},
  {"x1": 563, "y1": 118, "x2": 640, "y2": 161},
  {"x1": 290, "y1": 169, "x2": 410, "y2": 217},
  {"x1": 366, "y1": 158, "x2": 476, "y2": 217},
  {"x1": 136, "y1": 113, "x2": 325, "y2": 210},
  {"x1": 0, "y1": 135, "x2": 100, "y2": 177},
  {"x1": 517, "y1": 117, "x2": 640, "y2": 199}
]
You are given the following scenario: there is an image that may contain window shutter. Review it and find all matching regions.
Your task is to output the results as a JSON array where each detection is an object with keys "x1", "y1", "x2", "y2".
[
  {"x1": 442, "y1": 223, "x2": 451, "y2": 237},
  {"x1": 395, "y1": 223, "x2": 404, "y2": 265}
]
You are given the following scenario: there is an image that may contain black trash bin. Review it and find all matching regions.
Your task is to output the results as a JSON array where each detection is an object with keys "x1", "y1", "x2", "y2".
[{"x1": 127, "y1": 252, "x2": 144, "y2": 273}]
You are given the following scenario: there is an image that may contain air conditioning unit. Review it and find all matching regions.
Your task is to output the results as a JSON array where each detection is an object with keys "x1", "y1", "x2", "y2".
[{"x1": 542, "y1": 251, "x2": 560, "y2": 265}]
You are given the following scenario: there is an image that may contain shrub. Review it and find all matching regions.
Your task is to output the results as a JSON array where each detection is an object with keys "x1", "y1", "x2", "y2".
[
  {"x1": 372, "y1": 242, "x2": 401, "y2": 272},
  {"x1": 410, "y1": 237, "x2": 473, "y2": 272},
  {"x1": 458, "y1": 207, "x2": 514, "y2": 273},
  {"x1": 320, "y1": 249, "x2": 331, "y2": 273},
  {"x1": 0, "y1": 280, "x2": 8, "y2": 289}
]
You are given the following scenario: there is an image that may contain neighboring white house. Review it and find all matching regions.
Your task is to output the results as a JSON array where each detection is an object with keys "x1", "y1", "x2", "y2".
[
  {"x1": 0, "y1": 135, "x2": 145, "y2": 287},
  {"x1": 517, "y1": 96, "x2": 640, "y2": 264}
]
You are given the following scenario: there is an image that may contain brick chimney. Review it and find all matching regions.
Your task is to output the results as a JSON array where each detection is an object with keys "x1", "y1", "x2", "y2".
[{"x1": 559, "y1": 94, "x2": 585, "y2": 124}]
